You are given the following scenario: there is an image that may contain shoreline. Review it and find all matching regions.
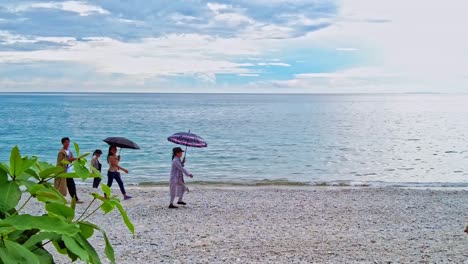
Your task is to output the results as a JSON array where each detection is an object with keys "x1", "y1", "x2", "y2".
[{"x1": 75, "y1": 179, "x2": 468, "y2": 190}]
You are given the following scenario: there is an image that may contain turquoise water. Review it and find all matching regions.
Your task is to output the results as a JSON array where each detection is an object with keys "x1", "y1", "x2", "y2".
[{"x1": 1, "y1": 93, "x2": 468, "y2": 187}]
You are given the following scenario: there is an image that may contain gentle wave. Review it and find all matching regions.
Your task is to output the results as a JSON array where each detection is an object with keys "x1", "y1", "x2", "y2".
[{"x1": 105, "y1": 179, "x2": 468, "y2": 188}]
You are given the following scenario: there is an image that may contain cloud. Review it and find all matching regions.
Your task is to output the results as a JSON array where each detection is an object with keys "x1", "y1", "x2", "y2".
[
  {"x1": 0, "y1": 34, "x2": 272, "y2": 78},
  {"x1": 2, "y1": 0, "x2": 466, "y2": 93},
  {"x1": 9, "y1": 1, "x2": 110, "y2": 16}
]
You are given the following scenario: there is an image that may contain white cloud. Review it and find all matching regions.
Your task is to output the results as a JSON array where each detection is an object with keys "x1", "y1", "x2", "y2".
[
  {"x1": 0, "y1": 34, "x2": 270, "y2": 80},
  {"x1": 239, "y1": 73, "x2": 259, "y2": 77},
  {"x1": 335, "y1": 47, "x2": 358, "y2": 52},
  {"x1": 257, "y1": 62, "x2": 290, "y2": 67},
  {"x1": 11, "y1": 1, "x2": 109, "y2": 16}
]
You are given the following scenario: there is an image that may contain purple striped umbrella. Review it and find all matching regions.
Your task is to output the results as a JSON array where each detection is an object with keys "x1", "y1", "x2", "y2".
[{"x1": 168, "y1": 131, "x2": 207, "y2": 159}]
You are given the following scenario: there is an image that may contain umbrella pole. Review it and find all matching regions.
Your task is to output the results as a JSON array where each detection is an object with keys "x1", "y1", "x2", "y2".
[
  {"x1": 183, "y1": 145, "x2": 188, "y2": 163},
  {"x1": 183, "y1": 129, "x2": 190, "y2": 162}
]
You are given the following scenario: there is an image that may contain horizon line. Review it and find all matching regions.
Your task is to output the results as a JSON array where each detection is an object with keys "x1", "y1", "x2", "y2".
[{"x1": 0, "y1": 91, "x2": 455, "y2": 96}]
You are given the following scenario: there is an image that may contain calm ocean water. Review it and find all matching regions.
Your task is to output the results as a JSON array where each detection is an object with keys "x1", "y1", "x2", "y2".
[{"x1": 1, "y1": 93, "x2": 467, "y2": 187}]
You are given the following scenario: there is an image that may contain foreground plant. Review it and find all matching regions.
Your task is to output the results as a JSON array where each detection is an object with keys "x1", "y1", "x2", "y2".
[{"x1": 0, "y1": 144, "x2": 134, "y2": 264}]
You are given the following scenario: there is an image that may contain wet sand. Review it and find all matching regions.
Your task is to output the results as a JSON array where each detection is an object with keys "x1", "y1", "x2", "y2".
[{"x1": 40, "y1": 186, "x2": 468, "y2": 263}]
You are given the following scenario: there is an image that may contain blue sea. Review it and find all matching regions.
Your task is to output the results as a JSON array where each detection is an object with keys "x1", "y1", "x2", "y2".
[{"x1": 1, "y1": 93, "x2": 467, "y2": 187}]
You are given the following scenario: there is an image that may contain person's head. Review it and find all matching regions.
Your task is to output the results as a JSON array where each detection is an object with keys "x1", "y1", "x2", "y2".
[
  {"x1": 172, "y1": 147, "x2": 184, "y2": 160},
  {"x1": 93, "y1": 149, "x2": 103, "y2": 158},
  {"x1": 61, "y1": 137, "x2": 70, "y2": 149},
  {"x1": 107, "y1": 145, "x2": 117, "y2": 163}
]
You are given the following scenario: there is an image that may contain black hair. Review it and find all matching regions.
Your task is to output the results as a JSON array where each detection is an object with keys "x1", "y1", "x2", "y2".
[
  {"x1": 93, "y1": 149, "x2": 103, "y2": 157},
  {"x1": 172, "y1": 147, "x2": 183, "y2": 161},
  {"x1": 61, "y1": 137, "x2": 70, "y2": 144},
  {"x1": 107, "y1": 146, "x2": 116, "y2": 163}
]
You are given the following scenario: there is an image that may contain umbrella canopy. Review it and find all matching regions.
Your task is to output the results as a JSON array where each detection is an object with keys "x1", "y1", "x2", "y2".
[
  {"x1": 103, "y1": 137, "x2": 140, "y2": 149},
  {"x1": 168, "y1": 132, "x2": 207, "y2": 148}
]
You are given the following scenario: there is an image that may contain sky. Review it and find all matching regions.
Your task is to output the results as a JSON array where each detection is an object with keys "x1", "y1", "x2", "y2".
[{"x1": 0, "y1": 0, "x2": 466, "y2": 93}]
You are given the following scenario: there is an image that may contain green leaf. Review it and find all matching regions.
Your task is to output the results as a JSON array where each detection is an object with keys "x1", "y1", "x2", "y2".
[
  {"x1": 31, "y1": 247, "x2": 54, "y2": 264},
  {"x1": 23, "y1": 232, "x2": 61, "y2": 249},
  {"x1": 77, "y1": 153, "x2": 91, "y2": 159},
  {"x1": 16, "y1": 179, "x2": 38, "y2": 192},
  {"x1": 23, "y1": 169, "x2": 40, "y2": 180},
  {"x1": 78, "y1": 222, "x2": 95, "y2": 239},
  {"x1": 62, "y1": 235, "x2": 90, "y2": 263},
  {"x1": 73, "y1": 142, "x2": 80, "y2": 157},
  {"x1": 100, "y1": 200, "x2": 115, "y2": 214},
  {"x1": 74, "y1": 159, "x2": 90, "y2": 180},
  {"x1": 0, "y1": 181, "x2": 21, "y2": 212},
  {"x1": 39, "y1": 166, "x2": 64, "y2": 179},
  {"x1": 101, "y1": 183, "x2": 111, "y2": 198},
  {"x1": 0, "y1": 215, "x2": 80, "y2": 236},
  {"x1": 0, "y1": 226, "x2": 16, "y2": 235},
  {"x1": 74, "y1": 233, "x2": 102, "y2": 264},
  {"x1": 71, "y1": 196, "x2": 76, "y2": 211},
  {"x1": 9, "y1": 146, "x2": 23, "y2": 178},
  {"x1": 79, "y1": 221, "x2": 115, "y2": 264},
  {"x1": 46, "y1": 203, "x2": 74, "y2": 221},
  {"x1": 16, "y1": 156, "x2": 38, "y2": 180},
  {"x1": 112, "y1": 201, "x2": 135, "y2": 236},
  {"x1": 0, "y1": 240, "x2": 40, "y2": 264},
  {"x1": 36, "y1": 188, "x2": 67, "y2": 204},
  {"x1": 0, "y1": 164, "x2": 8, "y2": 184},
  {"x1": 52, "y1": 240, "x2": 68, "y2": 255}
]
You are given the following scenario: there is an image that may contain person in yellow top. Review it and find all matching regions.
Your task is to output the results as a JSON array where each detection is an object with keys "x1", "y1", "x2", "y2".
[{"x1": 54, "y1": 137, "x2": 83, "y2": 203}]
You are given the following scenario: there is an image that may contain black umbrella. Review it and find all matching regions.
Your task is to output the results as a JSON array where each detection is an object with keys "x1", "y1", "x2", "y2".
[{"x1": 103, "y1": 137, "x2": 140, "y2": 149}]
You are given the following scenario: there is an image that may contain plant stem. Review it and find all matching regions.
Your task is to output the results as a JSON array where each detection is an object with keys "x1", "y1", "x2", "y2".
[
  {"x1": 32, "y1": 240, "x2": 52, "y2": 252},
  {"x1": 14, "y1": 195, "x2": 33, "y2": 215},
  {"x1": 76, "y1": 198, "x2": 96, "y2": 221},
  {"x1": 81, "y1": 205, "x2": 101, "y2": 222}
]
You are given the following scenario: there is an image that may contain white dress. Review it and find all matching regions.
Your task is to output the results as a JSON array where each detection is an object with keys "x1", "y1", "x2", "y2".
[{"x1": 169, "y1": 157, "x2": 191, "y2": 197}]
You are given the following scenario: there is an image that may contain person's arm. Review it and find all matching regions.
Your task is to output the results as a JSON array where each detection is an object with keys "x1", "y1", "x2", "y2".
[
  {"x1": 67, "y1": 151, "x2": 77, "y2": 162},
  {"x1": 110, "y1": 156, "x2": 128, "y2": 173},
  {"x1": 91, "y1": 158, "x2": 98, "y2": 169},
  {"x1": 173, "y1": 159, "x2": 192, "y2": 177}
]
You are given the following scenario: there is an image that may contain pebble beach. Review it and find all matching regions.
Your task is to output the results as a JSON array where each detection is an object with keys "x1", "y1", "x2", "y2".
[{"x1": 32, "y1": 186, "x2": 468, "y2": 263}]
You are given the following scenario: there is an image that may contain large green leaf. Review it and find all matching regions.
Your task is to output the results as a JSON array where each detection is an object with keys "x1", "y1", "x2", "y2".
[
  {"x1": 16, "y1": 156, "x2": 38, "y2": 180},
  {"x1": 23, "y1": 232, "x2": 61, "y2": 249},
  {"x1": 0, "y1": 163, "x2": 8, "y2": 184},
  {"x1": 0, "y1": 215, "x2": 80, "y2": 236},
  {"x1": 39, "y1": 166, "x2": 64, "y2": 179},
  {"x1": 111, "y1": 201, "x2": 135, "y2": 236},
  {"x1": 74, "y1": 159, "x2": 90, "y2": 180},
  {"x1": 73, "y1": 142, "x2": 80, "y2": 157},
  {"x1": 30, "y1": 182, "x2": 66, "y2": 203},
  {"x1": 80, "y1": 221, "x2": 115, "y2": 264},
  {"x1": 9, "y1": 146, "x2": 23, "y2": 178},
  {"x1": 0, "y1": 226, "x2": 16, "y2": 235},
  {"x1": 35, "y1": 161, "x2": 54, "y2": 172},
  {"x1": 16, "y1": 179, "x2": 38, "y2": 193},
  {"x1": 46, "y1": 203, "x2": 74, "y2": 221},
  {"x1": 31, "y1": 247, "x2": 54, "y2": 264},
  {"x1": 23, "y1": 169, "x2": 40, "y2": 181},
  {"x1": 78, "y1": 222, "x2": 95, "y2": 239},
  {"x1": 0, "y1": 181, "x2": 21, "y2": 212},
  {"x1": 0, "y1": 240, "x2": 40, "y2": 264},
  {"x1": 100, "y1": 183, "x2": 111, "y2": 198},
  {"x1": 77, "y1": 153, "x2": 91, "y2": 160},
  {"x1": 62, "y1": 235, "x2": 90, "y2": 263},
  {"x1": 74, "y1": 233, "x2": 102, "y2": 264}
]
